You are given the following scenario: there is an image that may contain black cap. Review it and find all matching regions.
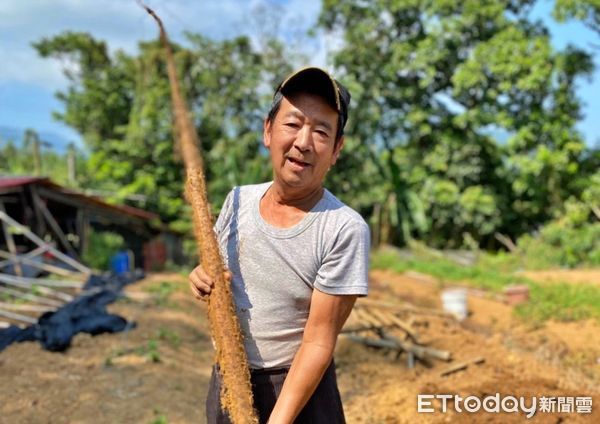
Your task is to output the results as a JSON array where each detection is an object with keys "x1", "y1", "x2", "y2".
[{"x1": 274, "y1": 67, "x2": 351, "y2": 135}]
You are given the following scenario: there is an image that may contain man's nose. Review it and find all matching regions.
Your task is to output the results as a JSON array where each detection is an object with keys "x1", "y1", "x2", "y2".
[{"x1": 293, "y1": 124, "x2": 313, "y2": 151}]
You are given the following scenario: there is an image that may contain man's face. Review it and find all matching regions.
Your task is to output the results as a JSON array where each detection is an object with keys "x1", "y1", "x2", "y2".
[{"x1": 263, "y1": 92, "x2": 344, "y2": 194}]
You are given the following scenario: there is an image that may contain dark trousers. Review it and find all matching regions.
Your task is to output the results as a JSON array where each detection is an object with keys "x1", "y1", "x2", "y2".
[{"x1": 206, "y1": 361, "x2": 345, "y2": 424}]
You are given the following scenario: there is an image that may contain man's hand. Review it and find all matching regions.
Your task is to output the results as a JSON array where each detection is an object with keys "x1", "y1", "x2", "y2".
[{"x1": 188, "y1": 264, "x2": 232, "y2": 301}]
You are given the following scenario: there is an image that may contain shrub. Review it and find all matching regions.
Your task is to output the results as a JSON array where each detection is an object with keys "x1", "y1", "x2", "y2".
[
  {"x1": 81, "y1": 230, "x2": 125, "y2": 270},
  {"x1": 516, "y1": 202, "x2": 600, "y2": 269}
]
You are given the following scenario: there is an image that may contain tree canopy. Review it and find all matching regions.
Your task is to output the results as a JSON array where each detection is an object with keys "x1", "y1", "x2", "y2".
[{"x1": 27, "y1": 1, "x2": 599, "y2": 256}]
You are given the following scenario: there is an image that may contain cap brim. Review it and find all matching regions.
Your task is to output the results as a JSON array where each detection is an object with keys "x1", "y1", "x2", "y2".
[{"x1": 278, "y1": 67, "x2": 342, "y2": 112}]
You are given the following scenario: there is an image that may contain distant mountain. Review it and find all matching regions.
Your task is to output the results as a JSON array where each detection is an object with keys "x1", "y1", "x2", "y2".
[{"x1": 0, "y1": 125, "x2": 82, "y2": 154}]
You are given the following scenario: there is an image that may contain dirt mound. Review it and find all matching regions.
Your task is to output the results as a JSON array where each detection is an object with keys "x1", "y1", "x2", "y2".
[
  {"x1": 338, "y1": 270, "x2": 600, "y2": 423},
  {"x1": 0, "y1": 270, "x2": 598, "y2": 423}
]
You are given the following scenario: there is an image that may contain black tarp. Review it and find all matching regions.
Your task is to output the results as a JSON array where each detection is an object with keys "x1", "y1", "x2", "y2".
[{"x1": 0, "y1": 272, "x2": 142, "y2": 352}]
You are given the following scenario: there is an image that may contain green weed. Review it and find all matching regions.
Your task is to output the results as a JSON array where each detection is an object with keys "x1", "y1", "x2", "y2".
[
  {"x1": 144, "y1": 281, "x2": 178, "y2": 307},
  {"x1": 104, "y1": 339, "x2": 162, "y2": 366},
  {"x1": 150, "y1": 408, "x2": 168, "y2": 424},
  {"x1": 156, "y1": 327, "x2": 181, "y2": 349}
]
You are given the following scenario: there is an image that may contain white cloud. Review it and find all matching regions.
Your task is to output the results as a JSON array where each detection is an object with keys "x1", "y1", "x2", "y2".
[
  {"x1": 0, "y1": 0, "x2": 305, "y2": 88},
  {"x1": 0, "y1": 0, "x2": 335, "y2": 139},
  {"x1": 0, "y1": 48, "x2": 67, "y2": 88}
]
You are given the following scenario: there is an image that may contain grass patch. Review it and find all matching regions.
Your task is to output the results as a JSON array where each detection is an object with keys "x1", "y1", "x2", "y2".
[
  {"x1": 371, "y1": 249, "x2": 525, "y2": 292},
  {"x1": 515, "y1": 282, "x2": 600, "y2": 322},
  {"x1": 144, "y1": 281, "x2": 178, "y2": 307},
  {"x1": 156, "y1": 327, "x2": 181, "y2": 349},
  {"x1": 104, "y1": 338, "x2": 162, "y2": 366},
  {"x1": 371, "y1": 248, "x2": 600, "y2": 323},
  {"x1": 150, "y1": 408, "x2": 168, "y2": 424},
  {"x1": 141, "y1": 339, "x2": 161, "y2": 363}
]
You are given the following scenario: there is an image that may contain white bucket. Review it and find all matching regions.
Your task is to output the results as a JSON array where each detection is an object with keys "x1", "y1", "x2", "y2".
[{"x1": 441, "y1": 288, "x2": 468, "y2": 320}]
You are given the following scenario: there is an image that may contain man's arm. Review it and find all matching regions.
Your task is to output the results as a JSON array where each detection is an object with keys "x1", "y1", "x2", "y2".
[{"x1": 267, "y1": 289, "x2": 357, "y2": 424}]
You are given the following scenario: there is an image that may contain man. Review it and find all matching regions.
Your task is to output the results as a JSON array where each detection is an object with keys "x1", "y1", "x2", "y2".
[{"x1": 189, "y1": 67, "x2": 370, "y2": 423}]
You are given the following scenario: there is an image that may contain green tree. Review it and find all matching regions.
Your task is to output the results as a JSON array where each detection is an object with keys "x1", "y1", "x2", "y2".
[
  {"x1": 23, "y1": 129, "x2": 42, "y2": 175},
  {"x1": 34, "y1": 31, "x2": 292, "y2": 229},
  {"x1": 554, "y1": 0, "x2": 600, "y2": 37},
  {"x1": 319, "y1": 0, "x2": 593, "y2": 247}
]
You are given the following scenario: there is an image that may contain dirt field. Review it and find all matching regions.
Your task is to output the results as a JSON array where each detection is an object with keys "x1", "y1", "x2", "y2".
[{"x1": 1, "y1": 269, "x2": 598, "y2": 423}]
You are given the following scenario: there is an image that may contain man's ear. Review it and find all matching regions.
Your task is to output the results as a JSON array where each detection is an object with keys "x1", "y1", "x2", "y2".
[
  {"x1": 331, "y1": 136, "x2": 345, "y2": 165},
  {"x1": 263, "y1": 119, "x2": 272, "y2": 148}
]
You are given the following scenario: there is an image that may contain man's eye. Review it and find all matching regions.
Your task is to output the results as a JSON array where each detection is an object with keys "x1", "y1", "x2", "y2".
[
  {"x1": 315, "y1": 129, "x2": 329, "y2": 137},
  {"x1": 284, "y1": 122, "x2": 300, "y2": 128}
]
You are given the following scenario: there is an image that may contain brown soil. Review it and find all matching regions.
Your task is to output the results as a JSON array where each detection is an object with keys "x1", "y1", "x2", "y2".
[
  {"x1": 521, "y1": 269, "x2": 600, "y2": 286},
  {"x1": 1, "y1": 270, "x2": 599, "y2": 423}
]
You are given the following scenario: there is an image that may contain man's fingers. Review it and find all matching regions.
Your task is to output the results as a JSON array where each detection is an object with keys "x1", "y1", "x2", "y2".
[
  {"x1": 189, "y1": 281, "x2": 210, "y2": 301},
  {"x1": 193, "y1": 267, "x2": 214, "y2": 287},
  {"x1": 192, "y1": 266, "x2": 207, "y2": 282},
  {"x1": 188, "y1": 265, "x2": 232, "y2": 301}
]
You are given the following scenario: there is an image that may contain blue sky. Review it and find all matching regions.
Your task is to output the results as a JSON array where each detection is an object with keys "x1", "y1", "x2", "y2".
[{"x1": 0, "y1": 0, "x2": 598, "y2": 150}]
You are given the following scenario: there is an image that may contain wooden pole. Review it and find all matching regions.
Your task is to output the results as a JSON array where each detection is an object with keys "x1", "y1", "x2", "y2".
[
  {"x1": 440, "y1": 357, "x2": 485, "y2": 377},
  {"x1": 0, "y1": 274, "x2": 84, "y2": 289},
  {"x1": 0, "y1": 249, "x2": 83, "y2": 278},
  {"x1": 29, "y1": 185, "x2": 47, "y2": 237},
  {"x1": 137, "y1": 3, "x2": 257, "y2": 422},
  {"x1": 0, "y1": 245, "x2": 48, "y2": 269},
  {"x1": 0, "y1": 302, "x2": 56, "y2": 313},
  {"x1": 0, "y1": 275, "x2": 75, "y2": 301},
  {"x1": 0, "y1": 308, "x2": 37, "y2": 324},
  {"x1": 31, "y1": 190, "x2": 79, "y2": 260},
  {"x1": 366, "y1": 307, "x2": 420, "y2": 342},
  {"x1": 0, "y1": 202, "x2": 22, "y2": 277},
  {"x1": 0, "y1": 210, "x2": 91, "y2": 275},
  {"x1": 380, "y1": 330, "x2": 451, "y2": 362},
  {"x1": 0, "y1": 286, "x2": 64, "y2": 307}
]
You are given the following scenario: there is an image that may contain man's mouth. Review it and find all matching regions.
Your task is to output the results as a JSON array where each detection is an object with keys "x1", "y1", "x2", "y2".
[{"x1": 287, "y1": 157, "x2": 311, "y2": 167}]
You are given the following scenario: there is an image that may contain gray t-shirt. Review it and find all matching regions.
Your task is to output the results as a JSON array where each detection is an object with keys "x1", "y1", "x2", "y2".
[{"x1": 214, "y1": 182, "x2": 370, "y2": 369}]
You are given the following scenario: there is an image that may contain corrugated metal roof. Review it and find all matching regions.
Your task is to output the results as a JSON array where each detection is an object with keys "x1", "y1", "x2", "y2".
[
  {"x1": 0, "y1": 176, "x2": 47, "y2": 188},
  {"x1": 0, "y1": 175, "x2": 159, "y2": 222}
]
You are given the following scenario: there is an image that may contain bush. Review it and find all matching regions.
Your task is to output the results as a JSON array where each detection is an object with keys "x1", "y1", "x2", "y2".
[
  {"x1": 516, "y1": 200, "x2": 600, "y2": 269},
  {"x1": 82, "y1": 230, "x2": 125, "y2": 270}
]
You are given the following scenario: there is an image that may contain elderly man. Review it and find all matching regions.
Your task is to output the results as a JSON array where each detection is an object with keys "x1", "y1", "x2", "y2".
[{"x1": 189, "y1": 67, "x2": 370, "y2": 424}]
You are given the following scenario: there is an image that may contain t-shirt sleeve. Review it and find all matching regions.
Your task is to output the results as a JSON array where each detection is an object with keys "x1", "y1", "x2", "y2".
[{"x1": 314, "y1": 220, "x2": 370, "y2": 296}]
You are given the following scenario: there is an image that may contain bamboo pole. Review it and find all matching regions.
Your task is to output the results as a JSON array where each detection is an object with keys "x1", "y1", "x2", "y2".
[
  {"x1": 0, "y1": 302, "x2": 56, "y2": 313},
  {"x1": 0, "y1": 250, "x2": 83, "y2": 278},
  {"x1": 380, "y1": 330, "x2": 451, "y2": 362},
  {"x1": 0, "y1": 245, "x2": 48, "y2": 269},
  {"x1": 0, "y1": 286, "x2": 64, "y2": 307},
  {"x1": 137, "y1": 3, "x2": 257, "y2": 422},
  {"x1": 440, "y1": 357, "x2": 485, "y2": 377},
  {"x1": 0, "y1": 202, "x2": 22, "y2": 277},
  {"x1": 0, "y1": 211, "x2": 91, "y2": 275},
  {"x1": 0, "y1": 276, "x2": 74, "y2": 302},
  {"x1": 31, "y1": 190, "x2": 79, "y2": 259},
  {"x1": 0, "y1": 274, "x2": 83, "y2": 289},
  {"x1": 0, "y1": 308, "x2": 37, "y2": 324},
  {"x1": 367, "y1": 307, "x2": 420, "y2": 342}
]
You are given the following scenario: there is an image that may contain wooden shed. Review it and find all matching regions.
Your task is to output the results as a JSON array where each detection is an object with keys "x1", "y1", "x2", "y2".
[{"x1": 0, "y1": 176, "x2": 182, "y2": 271}]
